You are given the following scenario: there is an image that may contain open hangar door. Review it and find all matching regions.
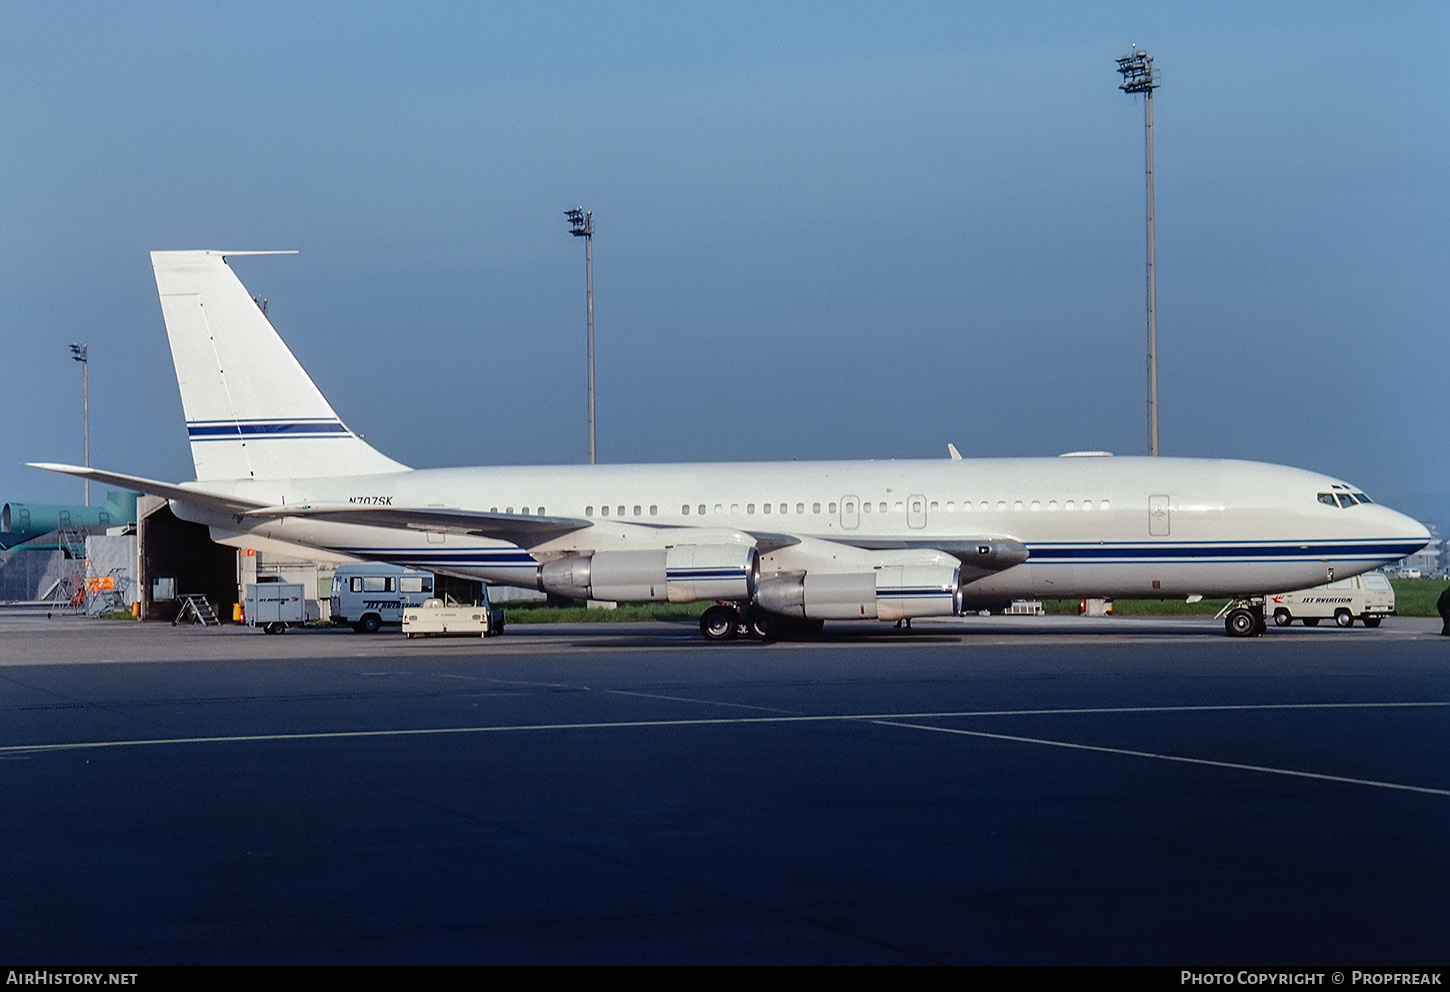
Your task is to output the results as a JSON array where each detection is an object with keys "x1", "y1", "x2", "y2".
[{"x1": 136, "y1": 496, "x2": 239, "y2": 622}]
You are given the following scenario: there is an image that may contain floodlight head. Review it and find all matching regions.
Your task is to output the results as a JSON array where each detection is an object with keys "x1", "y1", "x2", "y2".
[
  {"x1": 565, "y1": 206, "x2": 592, "y2": 237},
  {"x1": 1116, "y1": 48, "x2": 1158, "y2": 94},
  {"x1": 69, "y1": 343, "x2": 87, "y2": 362}
]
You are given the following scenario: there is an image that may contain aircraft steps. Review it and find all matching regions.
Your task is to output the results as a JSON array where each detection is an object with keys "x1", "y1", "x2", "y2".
[{"x1": 173, "y1": 594, "x2": 220, "y2": 627}]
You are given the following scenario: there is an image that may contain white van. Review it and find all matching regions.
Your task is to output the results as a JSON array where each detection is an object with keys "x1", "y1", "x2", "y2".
[
  {"x1": 331, "y1": 564, "x2": 436, "y2": 633},
  {"x1": 1266, "y1": 572, "x2": 1395, "y2": 628}
]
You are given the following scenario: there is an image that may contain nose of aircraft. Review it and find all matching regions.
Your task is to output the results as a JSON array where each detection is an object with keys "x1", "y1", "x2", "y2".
[{"x1": 1381, "y1": 505, "x2": 1431, "y2": 551}]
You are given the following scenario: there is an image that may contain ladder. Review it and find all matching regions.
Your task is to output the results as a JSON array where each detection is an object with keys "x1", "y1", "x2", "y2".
[
  {"x1": 174, "y1": 594, "x2": 220, "y2": 626},
  {"x1": 86, "y1": 570, "x2": 128, "y2": 616},
  {"x1": 48, "y1": 521, "x2": 90, "y2": 614}
]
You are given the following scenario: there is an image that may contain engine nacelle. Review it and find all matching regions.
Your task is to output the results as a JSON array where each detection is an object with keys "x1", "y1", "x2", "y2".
[
  {"x1": 873, "y1": 564, "x2": 964, "y2": 621},
  {"x1": 756, "y1": 564, "x2": 962, "y2": 621},
  {"x1": 538, "y1": 545, "x2": 759, "y2": 603}
]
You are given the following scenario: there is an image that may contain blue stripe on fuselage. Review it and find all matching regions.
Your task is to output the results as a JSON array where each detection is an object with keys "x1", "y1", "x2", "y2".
[{"x1": 1024, "y1": 539, "x2": 1423, "y2": 562}]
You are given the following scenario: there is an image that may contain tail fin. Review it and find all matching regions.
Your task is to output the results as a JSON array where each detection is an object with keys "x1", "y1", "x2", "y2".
[{"x1": 152, "y1": 250, "x2": 408, "y2": 481}]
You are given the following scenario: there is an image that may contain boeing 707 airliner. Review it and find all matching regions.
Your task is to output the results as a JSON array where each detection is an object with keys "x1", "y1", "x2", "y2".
[{"x1": 33, "y1": 251, "x2": 1430, "y2": 639}]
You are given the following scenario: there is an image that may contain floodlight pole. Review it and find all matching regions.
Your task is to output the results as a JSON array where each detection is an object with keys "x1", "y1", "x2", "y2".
[
  {"x1": 566, "y1": 207, "x2": 596, "y2": 464},
  {"x1": 1116, "y1": 46, "x2": 1160, "y2": 456},
  {"x1": 69, "y1": 343, "x2": 89, "y2": 505}
]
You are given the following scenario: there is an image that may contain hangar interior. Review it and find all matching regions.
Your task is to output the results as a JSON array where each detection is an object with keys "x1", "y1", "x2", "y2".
[{"x1": 134, "y1": 496, "x2": 523, "y2": 624}]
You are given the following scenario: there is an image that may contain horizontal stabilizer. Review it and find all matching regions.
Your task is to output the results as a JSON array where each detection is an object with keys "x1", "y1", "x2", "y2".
[{"x1": 27, "y1": 463, "x2": 265, "y2": 517}]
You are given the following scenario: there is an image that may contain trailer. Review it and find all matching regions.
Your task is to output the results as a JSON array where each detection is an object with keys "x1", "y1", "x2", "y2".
[{"x1": 245, "y1": 582, "x2": 306, "y2": 634}]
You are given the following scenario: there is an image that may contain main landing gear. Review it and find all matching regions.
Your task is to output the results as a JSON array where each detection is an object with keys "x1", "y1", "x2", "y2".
[
  {"x1": 699, "y1": 603, "x2": 824, "y2": 642},
  {"x1": 1223, "y1": 598, "x2": 1267, "y2": 637}
]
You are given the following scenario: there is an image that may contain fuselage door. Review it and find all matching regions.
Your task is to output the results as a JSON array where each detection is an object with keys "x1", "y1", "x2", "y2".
[
  {"x1": 840, "y1": 495, "x2": 860, "y2": 530},
  {"x1": 908, "y1": 494, "x2": 927, "y2": 529},
  {"x1": 1149, "y1": 494, "x2": 1170, "y2": 537}
]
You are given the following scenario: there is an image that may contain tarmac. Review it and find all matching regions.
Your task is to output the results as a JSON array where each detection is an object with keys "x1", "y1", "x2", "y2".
[{"x1": 1, "y1": 611, "x2": 1446, "y2": 964}]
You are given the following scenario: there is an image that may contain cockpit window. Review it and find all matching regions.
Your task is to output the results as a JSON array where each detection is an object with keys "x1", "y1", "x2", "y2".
[{"x1": 1319, "y1": 489, "x2": 1374, "y2": 508}]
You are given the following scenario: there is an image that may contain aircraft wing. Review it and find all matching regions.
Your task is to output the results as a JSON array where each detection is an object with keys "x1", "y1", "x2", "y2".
[
  {"x1": 239, "y1": 503, "x2": 592, "y2": 547},
  {"x1": 30, "y1": 462, "x2": 1027, "y2": 581},
  {"x1": 27, "y1": 463, "x2": 268, "y2": 517},
  {"x1": 29, "y1": 463, "x2": 591, "y2": 545},
  {"x1": 740, "y1": 531, "x2": 802, "y2": 554},
  {"x1": 850, "y1": 537, "x2": 1030, "y2": 580}
]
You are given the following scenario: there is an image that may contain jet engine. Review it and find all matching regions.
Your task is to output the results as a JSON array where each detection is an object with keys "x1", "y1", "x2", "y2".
[
  {"x1": 755, "y1": 564, "x2": 962, "y2": 621},
  {"x1": 538, "y1": 545, "x2": 760, "y2": 603}
]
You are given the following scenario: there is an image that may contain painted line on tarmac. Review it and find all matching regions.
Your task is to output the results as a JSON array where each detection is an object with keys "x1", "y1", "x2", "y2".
[
  {"x1": 602, "y1": 689, "x2": 799, "y2": 714},
  {"x1": 872, "y1": 720, "x2": 1450, "y2": 797},
  {"x1": 4, "y1": 700, "x2": 1449, "y2": 768},
  {"x1": 433, "y1": 670, "x2": 796, "y2": 713},
  {"x1": 0, "y1": 717, "x2": 840, "y2": 754}
]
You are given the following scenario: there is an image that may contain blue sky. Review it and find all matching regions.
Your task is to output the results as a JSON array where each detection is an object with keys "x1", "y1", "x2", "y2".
[{"x1": 4, "y1": 2, "x2": 1446, "y2": 522}]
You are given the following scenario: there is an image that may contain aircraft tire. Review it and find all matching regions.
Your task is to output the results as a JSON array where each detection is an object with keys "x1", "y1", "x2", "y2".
[
  {"x1": 749, "y1": 611, "x2": 781, "y2": 641},
  {"x1": 700, "y1": 605, "x2": 739, "y2": 642},
  {"x1": 1225, "y1": 608, "x2": 1259, "y2": 637},
  {"x1": 1362, "y1": 617, "x2": 1382, "y2": 628},
  {"x1": 1303, "y1": 618, "x2": 1320, "y2": 626}
]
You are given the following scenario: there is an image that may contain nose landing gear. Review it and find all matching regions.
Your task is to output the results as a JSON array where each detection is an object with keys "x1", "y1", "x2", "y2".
[{"x1": 1223, "y1": 599, "x2": 1267, "y2": 637}]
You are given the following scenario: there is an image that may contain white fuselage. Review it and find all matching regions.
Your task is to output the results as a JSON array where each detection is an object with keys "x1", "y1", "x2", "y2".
[
  {"x1": 37, "y1": 251, "x2": 1430, "y2": 633},
  {"x1": 174, "y1": 454, "x2": 1429, "y2": 602}
]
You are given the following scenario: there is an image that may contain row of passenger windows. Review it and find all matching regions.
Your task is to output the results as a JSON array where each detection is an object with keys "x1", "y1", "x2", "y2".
[
  {"x1": 416, "y1": 488, "x2": 1371, "y2": 519},
  {"x1": 921, "y1": 499, "x2": 1111, "y2": 513},
  {"x1": 574, "y1": 499, "x2": 1113, "y2": 518}
]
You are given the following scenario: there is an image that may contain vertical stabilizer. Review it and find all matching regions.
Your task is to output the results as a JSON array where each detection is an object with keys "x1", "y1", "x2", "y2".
[{"x1": 152, "y1": 250, "x2": 408, "y2": 481}]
